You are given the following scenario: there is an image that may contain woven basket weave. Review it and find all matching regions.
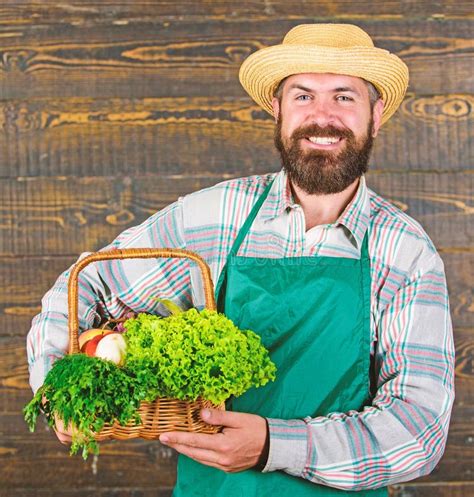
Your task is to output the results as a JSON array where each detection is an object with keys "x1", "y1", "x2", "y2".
[{"x1": 67, "y1": 247, "x2": 224, "y2": 441}]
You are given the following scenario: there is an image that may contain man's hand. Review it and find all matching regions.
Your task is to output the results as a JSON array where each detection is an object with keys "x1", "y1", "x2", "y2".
[
  {"x1": 53, "y1": 414, "x2": 74, "y2": 445},
  {"x1": 159, "y1": 408, "x2": 269, "y2": 473},
  {"x1": 41, "y1": 394, "x2": 74, "y2": 445}
]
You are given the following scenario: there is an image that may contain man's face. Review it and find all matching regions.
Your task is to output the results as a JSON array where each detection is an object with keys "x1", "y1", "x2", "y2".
[{"x1": 272, "y1": 73, "x2": 384, "y2": 195}]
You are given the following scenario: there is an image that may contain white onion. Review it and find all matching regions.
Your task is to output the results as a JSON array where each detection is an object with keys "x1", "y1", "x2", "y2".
[{"x1": 95, "y1": 333, "x2": 127, "y2": 366}]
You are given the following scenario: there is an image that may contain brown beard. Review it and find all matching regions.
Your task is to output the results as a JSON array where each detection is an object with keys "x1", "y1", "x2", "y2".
[{"x1": 274, "y1": 115, "x2": 375, "y2": 195}]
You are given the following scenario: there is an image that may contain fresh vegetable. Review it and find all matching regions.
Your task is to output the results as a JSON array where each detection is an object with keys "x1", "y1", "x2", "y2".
[
  {"x1": 23, "y1": 354, "x2": 142, "y2": 459},
  {"x1": 124, "y1": 309, "x2": 276, "y2": 405},
  {"x1": 24, "y1": 309, "x2": 276, "y2": 459},
  {"x1": 78, "y1": 328, "x2": 114, "y2": 351},
  {"x1": 95, "y1": 333, "x2": 127, "y2": 365}
]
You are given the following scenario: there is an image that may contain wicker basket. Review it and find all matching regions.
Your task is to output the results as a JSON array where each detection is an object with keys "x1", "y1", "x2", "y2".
[{"x1": 67, "y1": 247, "x2": 224, "y2": 441}]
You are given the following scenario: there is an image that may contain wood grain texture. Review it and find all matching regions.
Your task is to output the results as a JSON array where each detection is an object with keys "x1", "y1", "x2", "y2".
[
  {"x1": 0, "y1": 94, "x2": 471, "y2": 177},
  {"x1": 390, "y1": 483, "x2": 474, "y2": 497},
  {"x1": 0, "y1": 1, "x2": 473, "y2": 20},
  {"x1": 0, "y1": 490, "x2": 173, "y2": 497},
  {"x1": 0, "y1": 18, "x2": 472, "y2": 99},
  {"x1": 1, "y1": 172, "x2": 471, "y2": 257},
  {"x1": 1, "y1": 439, "x2": 177, "y2": 489},
  {"x1": 0, "y1": 485, "x2": 469, "y2": 497}
]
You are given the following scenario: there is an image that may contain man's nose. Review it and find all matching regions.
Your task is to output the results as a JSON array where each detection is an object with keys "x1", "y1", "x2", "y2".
[{"x1": 306, "y1": 101, "x2": 335, "y2": 127}]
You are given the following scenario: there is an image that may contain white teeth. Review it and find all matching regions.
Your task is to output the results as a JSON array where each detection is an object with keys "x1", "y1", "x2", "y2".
[{"x1": 308, "y1": 136, "x2": 340, "y2": 145}]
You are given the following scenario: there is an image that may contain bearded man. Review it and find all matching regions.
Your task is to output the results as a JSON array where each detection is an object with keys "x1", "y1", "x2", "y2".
[{"x1": 27, "y1": 24, "x2": 454, "y2": 497}]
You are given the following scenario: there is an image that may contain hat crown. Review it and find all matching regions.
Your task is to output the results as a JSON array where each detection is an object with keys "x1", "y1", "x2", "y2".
[{"x1": 283, "y1": 24, "x2": 375, "y2": 48}]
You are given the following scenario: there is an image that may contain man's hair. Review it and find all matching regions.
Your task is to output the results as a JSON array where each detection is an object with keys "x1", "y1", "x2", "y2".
[{"x1": 273, "y1": 76, "x2": 381, "y2": 108}]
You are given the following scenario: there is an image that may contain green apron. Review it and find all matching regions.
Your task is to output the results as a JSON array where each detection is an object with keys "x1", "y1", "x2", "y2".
[{"x1": 173, "y1": 181, "x2": 388, "y2": 496}]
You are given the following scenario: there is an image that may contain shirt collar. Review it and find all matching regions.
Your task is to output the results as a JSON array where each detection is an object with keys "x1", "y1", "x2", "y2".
[
  {"x1": 260, "y1": 170, "x2": 371, "y2": 250},
  {"x1": 335, "y1": 175, "x2": 371, "y2": 250},
  {"x1": 260, "y1": 170, "x2": 296, "y2": 220}
]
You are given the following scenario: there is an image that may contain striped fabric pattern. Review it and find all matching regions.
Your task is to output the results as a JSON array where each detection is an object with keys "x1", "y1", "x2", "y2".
[{"x1": 26, "y1": 170, "x2": 455, "y2": 490}]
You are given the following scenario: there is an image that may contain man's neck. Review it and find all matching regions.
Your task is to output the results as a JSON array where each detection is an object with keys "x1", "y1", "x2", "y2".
[{"x1": 290, "y1": 177, "x2": 360, "y2": 231}]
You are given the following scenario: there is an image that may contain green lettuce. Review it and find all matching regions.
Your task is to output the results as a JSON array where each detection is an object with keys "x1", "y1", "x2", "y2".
[{"x1": 124, "y1": 309, "x2": 276, "y2": 405}]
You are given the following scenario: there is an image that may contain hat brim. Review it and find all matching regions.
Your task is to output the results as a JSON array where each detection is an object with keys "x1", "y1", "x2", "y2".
[{"x1": 239, "y1": 45, "x2": 409, "y2": 125}]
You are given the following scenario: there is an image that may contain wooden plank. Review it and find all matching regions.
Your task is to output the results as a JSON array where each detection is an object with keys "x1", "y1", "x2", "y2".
[
  {"x1": 390, "y1": 483, "x2": 474, "y2": 497},
  {"x1": 0, "y1": 19, "x2": 472, "y2": 99},
  {"x1": 1, "y1": 172, "x2": 471, "y2": 257},
  {"x1": 374, "y1": 93, "x2": 473, "y2": 172},
  {"x1": 2, "y1": 483, "x2": 474, "y2": 497},
  {"x1": 0, "y1": 175, "x2": 217, "y2": 257},
  {"x1": 0, "y1": 94, "x2": 471, "y2": 178},
  {"x1": 0, "y1": 1, "x2": 473, "y2": 21},
  {"x1": 3, "y1": 484, "x2": 474, "y2": 497},
  {"x1": 0, "y1": 437, "x2": 177, "y2": 489},
  {"x1": 365, "y1": 171, "x2": 474, "y2": 251},
  {"x1": 0, "y1": 97, "x2": 278, "y2": 178},
  {"x1": 0, "y1": 489, "x2": 173, "y2": 497}
]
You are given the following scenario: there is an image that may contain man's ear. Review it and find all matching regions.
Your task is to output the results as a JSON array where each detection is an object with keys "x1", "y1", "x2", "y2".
[
  {"x1": 371, "y1": 99, "x2": 384, "y2": 137},
  {"x1": 271, "y1": 97, "x2": 280, "y2": 123}
]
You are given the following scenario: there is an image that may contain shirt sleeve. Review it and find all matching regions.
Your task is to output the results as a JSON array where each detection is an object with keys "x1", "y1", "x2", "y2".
[
  {"x1": 262, "y1": 252, "x2": 455, "y2": 490},
  {"x1": 26, "y1": 200, "x2": 188, "y2": 394}
]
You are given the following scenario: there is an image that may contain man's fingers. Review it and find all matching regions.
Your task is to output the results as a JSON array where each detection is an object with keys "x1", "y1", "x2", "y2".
[
  {"x1": 160, "y1": 412, "x2": 268, "y2": 473},
  {"x1": 161, "y1": 439, "x2": 238, "y2": 472},
  {"x1": 55, "y1": 431, "x2": 73, "y2": 444},
  {"x1": 160, "y1": 431, "x2": 222, "y2": 450},
  {"x1": 201, "y1": 408, "x2": 250, "y2": 428},
  {"x1": 53, "y1": 414, "x2": 74, "y2": 444},
  {"x1": 163, "y1": 442, "x2": 223, "y2": 467}
]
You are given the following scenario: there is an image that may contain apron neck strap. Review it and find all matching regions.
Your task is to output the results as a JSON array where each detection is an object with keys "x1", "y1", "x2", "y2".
[
  {"x1": 360, "y1": 228, "x2": 370, "y2": 260},
  {"x1": 228, "y1": 179, "x2": 274, "y2": 257}
]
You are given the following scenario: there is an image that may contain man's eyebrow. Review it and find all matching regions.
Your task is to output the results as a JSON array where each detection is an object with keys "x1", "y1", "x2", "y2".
[
  {"x1": 333, "y1": 86, "x2": 361, "y2": 96},
  {"x1": 287, "y1": 83, "x2": 362, "y2": 96},
  {"x1": 287, "y1": 84, "x2": 315, "y2": 93}
]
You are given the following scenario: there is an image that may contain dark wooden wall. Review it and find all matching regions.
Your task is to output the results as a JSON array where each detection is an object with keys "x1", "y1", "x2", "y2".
[{"x1": 1, "y1": 2, "x2": 472, "y2": 496}]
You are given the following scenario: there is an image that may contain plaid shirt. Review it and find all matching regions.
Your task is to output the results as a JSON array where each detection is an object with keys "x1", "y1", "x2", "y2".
[{"x1": 27, "y1": 170, "x2": 455, "y2": 490}]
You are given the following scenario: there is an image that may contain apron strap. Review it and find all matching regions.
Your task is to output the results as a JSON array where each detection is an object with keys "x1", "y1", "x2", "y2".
[
  {"x1": 360, "y1": 228, "x2": 370, "y2": 260},
  {"x1": 215, "y1": 178, "x2": 274, "y2": 308},
  {"x1": 228, "y1": 179, "x2": 275, "y2": 257}
]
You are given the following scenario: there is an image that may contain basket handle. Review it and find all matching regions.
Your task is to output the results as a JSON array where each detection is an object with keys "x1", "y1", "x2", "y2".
[{"x1": 67, "y1": 248, "x2": 216, "y2": 354}]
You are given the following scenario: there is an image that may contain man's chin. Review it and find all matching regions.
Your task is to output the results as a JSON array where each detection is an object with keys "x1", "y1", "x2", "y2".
[{"x1": 296, "y1": 154, "x2": 340, "y2": 172}]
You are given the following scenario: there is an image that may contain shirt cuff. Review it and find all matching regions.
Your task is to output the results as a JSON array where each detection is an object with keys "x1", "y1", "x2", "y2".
[
  {"x1": 262, "y1": 418, "x2": 309, "y2": 476},
  {"x1": 28, "y1": 360, "x2": 48, "y2": 395}
]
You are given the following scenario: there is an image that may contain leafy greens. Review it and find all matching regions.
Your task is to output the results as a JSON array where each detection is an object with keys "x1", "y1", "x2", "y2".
[
  {"x1": 23, "y1": 354, "x2": 142, "y2": 459},
  {"x1": 124, "y1": 309, "x2": 276, "y2": 404},
  {"x1": 24, "y1": 309, "x2": 276, "y2": 459}
]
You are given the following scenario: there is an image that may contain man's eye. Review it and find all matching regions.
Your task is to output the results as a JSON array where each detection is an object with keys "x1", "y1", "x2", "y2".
[
  {"x1": 296, "y1": 94, "x2": 311, "y2": 101},
  {"x1": 336, "y1": 95, "x2": 353, "y2": 102}
]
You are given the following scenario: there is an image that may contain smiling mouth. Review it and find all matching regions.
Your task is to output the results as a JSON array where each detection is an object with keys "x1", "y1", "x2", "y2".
[{"x1": 306, "y1": 136, "x2": 342, "y2": 145}]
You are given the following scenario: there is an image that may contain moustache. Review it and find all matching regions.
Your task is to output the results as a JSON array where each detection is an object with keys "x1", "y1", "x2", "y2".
[{"x1": 290, "y1": 124, "x2": 355, "y2": 142}]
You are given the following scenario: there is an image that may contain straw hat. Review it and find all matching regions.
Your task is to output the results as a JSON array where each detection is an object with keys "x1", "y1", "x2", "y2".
[{"x1": 239, "y1": 24, "x2": 409, "y2": 125}]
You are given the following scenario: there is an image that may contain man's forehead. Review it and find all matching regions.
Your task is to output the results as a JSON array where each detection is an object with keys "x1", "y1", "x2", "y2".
[{"x1": 282, "y1": 73, "x2": 368, "y2": 92}]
